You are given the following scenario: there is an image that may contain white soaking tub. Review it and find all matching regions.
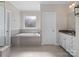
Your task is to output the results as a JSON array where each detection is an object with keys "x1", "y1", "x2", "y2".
[
  {"x1": 16, "y1": 33, "x2": 40, "y2": 37},
  {"x1": 11, "y1": 33, "x2": 41, "y2": 46}
]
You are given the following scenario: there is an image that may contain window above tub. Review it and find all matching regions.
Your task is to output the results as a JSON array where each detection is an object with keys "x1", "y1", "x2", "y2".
[{"x1": 24, "y1": 16, "x2": 37, "y2": 28}]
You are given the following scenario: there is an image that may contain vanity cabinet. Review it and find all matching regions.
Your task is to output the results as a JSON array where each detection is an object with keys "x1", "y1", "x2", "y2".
[
  {"x1": 59, "y1": 33, "x2": 66, "y2": 49},
  {"x1": 59, "y1": 33, "x2": 76, "y2": 56}
]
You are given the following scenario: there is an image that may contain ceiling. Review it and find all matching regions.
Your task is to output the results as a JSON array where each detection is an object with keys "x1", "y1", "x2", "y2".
[
  {"x1": 10, "y1": 1, "x2": 40, "y2": 11},
  {"x1": 40, "y1": 1, "x2": 69, "y2": 4},
  {"x1": 10, "y1": 1, "x2": 70, "y2": 11}
]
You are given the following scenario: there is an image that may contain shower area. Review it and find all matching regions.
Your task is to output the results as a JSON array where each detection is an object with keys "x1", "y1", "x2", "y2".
[{"x1": 0, "y1": 1, "x2": 10, "y2": 57}]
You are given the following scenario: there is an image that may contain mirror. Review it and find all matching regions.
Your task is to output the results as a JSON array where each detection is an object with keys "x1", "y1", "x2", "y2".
[{"x1": 75, "y1": 5, "x2": 79, "y2": 16}]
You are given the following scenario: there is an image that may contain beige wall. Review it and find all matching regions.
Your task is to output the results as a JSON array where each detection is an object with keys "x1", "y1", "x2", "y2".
[
  {"x1": 41, "y1": 4, "x2": 68, "y2": 30},
  {"x1": 5, "y1": 2, "x2": 21, "y2": 36},
  {"x1": 67, "y1": 4, "x2": 75, "y2": 30},
  {"x1": 67, "y1": 10, "x2": 75, "y2": 30},
  {"x1": 20, "y1": 11, "x2": 41, "y2": 32}
]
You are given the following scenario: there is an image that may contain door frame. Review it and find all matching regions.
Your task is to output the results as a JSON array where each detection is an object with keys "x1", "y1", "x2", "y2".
[{"x1": 5, "y1": 9, "x2": 11, "y2": 46}]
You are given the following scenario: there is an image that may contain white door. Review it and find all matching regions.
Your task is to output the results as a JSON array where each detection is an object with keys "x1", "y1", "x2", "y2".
[
  {"x1": 42, "y1": 12, "x2": 57, "y2": 45},
  {"x1": 5, "y1": 9, "x2": 11, "y2": 46}
]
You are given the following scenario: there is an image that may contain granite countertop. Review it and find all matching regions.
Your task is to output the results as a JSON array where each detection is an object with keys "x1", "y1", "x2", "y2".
[{"x1": 59, "y1": 30, "x2": 75, "y2": 36}]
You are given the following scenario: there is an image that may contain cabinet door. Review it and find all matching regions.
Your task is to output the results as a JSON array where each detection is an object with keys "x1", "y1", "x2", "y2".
[
  {"x1": 62, "y1": 38, "x2": 66, "y2": 49},
  {"x1": 61, "y1": 33, "x2": 66, "y2": 49},
  {"x1": 59, "y1": 33, "x2": 63, "y2": 46},
  {"x1": 60, "y1": 33, "x2": 65, "y2": 47},
  {"x1": 70, "y1": 37, "x2": 76, "y2": 51},
  {"x1": 66, "y1": 37, "x2": 71, "y2": 52},
  {"x1": 69, "y1": 37, "x2": 76, "y2": 56},
  {"x1": 65, "y1": 38, "x2": 68, "y2": 51},
  {"x1": 59, "y1": 33, "x2": 66, "y2": 49},
  {"x1": 66, "y1": 36, "x2": 73, "y2": 53}
]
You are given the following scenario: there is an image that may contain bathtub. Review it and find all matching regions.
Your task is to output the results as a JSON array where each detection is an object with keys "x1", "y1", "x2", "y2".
[
  {"x1": 16, "y1": 33, "x2": 40, "y2": 37},
  {"x1": 11, "y1": 33, "x2": 41, "y2": 46}
]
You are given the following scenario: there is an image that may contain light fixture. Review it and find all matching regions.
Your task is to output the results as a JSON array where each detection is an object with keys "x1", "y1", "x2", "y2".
[
  {"x1": 72, "y1": 3, "x2": 76, "y2": 6},
  {"x1": 69, "y1": 2, "x2": 76, "y2": 9},
  {"x1": 69, "y1": 5, "x2": 72, "y2": 8}
]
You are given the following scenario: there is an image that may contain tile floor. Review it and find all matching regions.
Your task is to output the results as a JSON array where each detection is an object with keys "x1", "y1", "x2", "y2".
[{"x1": 9, "y1": 45, "x2": 72, "y2": 57}]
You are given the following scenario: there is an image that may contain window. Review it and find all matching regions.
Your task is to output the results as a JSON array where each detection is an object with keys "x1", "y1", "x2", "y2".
[{"x1": 25, "y1": 16, "x2": 36, "y2": 28}]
